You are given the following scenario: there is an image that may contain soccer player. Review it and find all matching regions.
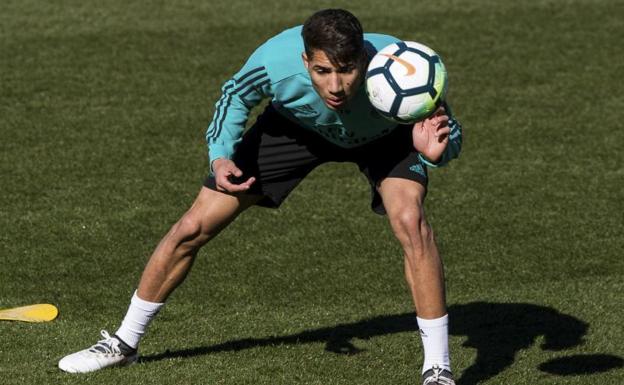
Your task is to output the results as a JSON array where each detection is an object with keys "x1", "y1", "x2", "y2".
[{"x1": 58, "y1": 9, "x2": 462, "y2": 385}]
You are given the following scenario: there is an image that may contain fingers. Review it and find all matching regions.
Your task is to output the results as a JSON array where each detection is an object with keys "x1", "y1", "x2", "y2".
[
  {"x1": 217, "y1": 175, "x2": 256, "y2": 192},
  {"x1": 434, "y1": 115, "x2": 450, "y2": 136},
  {"x1": 214, "y1": 161, "x2": 256, "y2": 193},
  {"x1": 231, "y1": 167, "x2": 243, "y2": 178},
  {"x1": 435, "y1": 125, "x2": 451, "y2": 137},
  {"x1": 230, "y1": 176, "x2": 256, "y2": 191},
  {"x1": 423, "y1": 113, "x2": 449, "y2": 133},
  {"x1": 435, "y1": 126, "x2": 450, "y2": 144}
]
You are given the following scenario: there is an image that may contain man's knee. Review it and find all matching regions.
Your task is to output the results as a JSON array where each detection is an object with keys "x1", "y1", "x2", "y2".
[
  {"x1": 163, "y1": 214, "x2": 204, "y2": 256},
  {"x1": 390, "y1": 205, "x2": 434, "y2": 249},
  {"x1": 170, "y1": 187, "x2": 254, "y2": 250},
  {"x1": 173, "y1": 214, "x2": 204, "y2": 241}
]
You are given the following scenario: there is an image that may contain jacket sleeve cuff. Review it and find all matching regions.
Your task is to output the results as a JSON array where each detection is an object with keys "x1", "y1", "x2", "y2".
[
  {"x1": 207, "y1": 144, "x2": 232, "y2": 174},
  {"x1": 418, "y1": 153, "x2": 446, "y2": 168}
]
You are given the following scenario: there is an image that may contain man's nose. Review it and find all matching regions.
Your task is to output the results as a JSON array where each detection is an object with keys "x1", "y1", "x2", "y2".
[{"x1": 328, "y1": 73, "x2": 344, "y2": 95}]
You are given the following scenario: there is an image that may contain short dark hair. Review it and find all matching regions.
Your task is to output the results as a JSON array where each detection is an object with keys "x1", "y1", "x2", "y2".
[{"x1": 302, "y1": 9, "x2": 364, "y2": 66}]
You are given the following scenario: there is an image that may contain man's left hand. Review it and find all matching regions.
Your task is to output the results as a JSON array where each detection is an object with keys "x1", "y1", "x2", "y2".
[{"x1": 412, "y1": 106, "x2": 451, "y2": 163}]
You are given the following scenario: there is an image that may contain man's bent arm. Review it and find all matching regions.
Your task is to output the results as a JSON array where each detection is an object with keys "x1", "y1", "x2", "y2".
[
  {"x1": 205, "y1": 45, "x2": 273, "y2": 171},
  {"x1": 418, "y1": 101, "x2": 463, "y2": 168}
]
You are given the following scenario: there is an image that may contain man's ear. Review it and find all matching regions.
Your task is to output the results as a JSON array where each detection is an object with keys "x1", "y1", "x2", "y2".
[{"x1": 302, "y1": 52, "x2": 309, "y2": 69}]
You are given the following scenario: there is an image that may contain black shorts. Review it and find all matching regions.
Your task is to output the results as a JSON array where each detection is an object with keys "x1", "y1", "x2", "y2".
[{"x1": 204, "y1": 104, "x2": 428, "y2": 215}]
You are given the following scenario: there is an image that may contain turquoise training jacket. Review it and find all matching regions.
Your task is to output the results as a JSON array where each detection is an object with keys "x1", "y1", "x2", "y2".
[{"x1": 205, "y1": 25, "x2": 462, "y2": 169}]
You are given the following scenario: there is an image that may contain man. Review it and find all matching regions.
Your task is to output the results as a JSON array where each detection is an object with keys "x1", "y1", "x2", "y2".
[{"x1": 59, "y1": 9, "x2": 462, "y2": 385}]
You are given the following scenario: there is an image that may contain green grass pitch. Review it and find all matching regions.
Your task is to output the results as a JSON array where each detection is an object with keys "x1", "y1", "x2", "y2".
[{"x1": 1, "y1": 0, "x2": 622, "y2": 384}]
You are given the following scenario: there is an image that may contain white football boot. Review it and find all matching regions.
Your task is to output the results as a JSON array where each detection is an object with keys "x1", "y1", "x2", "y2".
[
  {"x1": 58, "y1": 330, "x2": 138, "y2": 373},
  {"x1": 422, "y1": 365, "x2": 455, "y2": 385}
]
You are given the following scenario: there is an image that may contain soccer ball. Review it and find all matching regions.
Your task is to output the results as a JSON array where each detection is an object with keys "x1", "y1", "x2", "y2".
[{"x1": 366, "y1": 41, "x2": 448, "y2": 124}]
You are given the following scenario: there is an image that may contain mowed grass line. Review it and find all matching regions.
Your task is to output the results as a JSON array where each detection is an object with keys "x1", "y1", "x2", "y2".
[{"x1": 1, "y1": 0, "x2": 622, "y2": 384}]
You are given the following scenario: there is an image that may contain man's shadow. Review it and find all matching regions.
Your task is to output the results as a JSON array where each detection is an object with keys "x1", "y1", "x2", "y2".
[
  {"x1": 448, "y1": 302, "x2": 622, "y2": 384},
  {"x1": 141, "y1": 302, "x2": 623, "y2": 384}
]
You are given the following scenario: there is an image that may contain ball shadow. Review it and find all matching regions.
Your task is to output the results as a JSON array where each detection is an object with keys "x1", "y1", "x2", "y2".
[{"x1": 538, "y1": 354, "x2": 623, "y2": 376}]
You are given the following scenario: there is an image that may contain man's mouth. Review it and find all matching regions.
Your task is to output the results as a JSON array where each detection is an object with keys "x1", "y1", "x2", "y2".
[{"x1": 326, "y1": 97, "x2": 345, "y2": 108}]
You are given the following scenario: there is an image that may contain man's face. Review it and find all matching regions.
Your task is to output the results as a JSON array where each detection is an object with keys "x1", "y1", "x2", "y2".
[{"x1": 302, "y1": 49, "x2": 365, "y2": 110}]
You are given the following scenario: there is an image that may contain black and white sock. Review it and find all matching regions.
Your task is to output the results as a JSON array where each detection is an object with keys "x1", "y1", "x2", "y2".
[{"x1": 417, "y1": 314, "x2": 451, "y2": 373}]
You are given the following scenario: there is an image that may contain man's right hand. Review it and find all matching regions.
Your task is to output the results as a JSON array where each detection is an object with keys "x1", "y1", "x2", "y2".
[{"x1": 212, "y1": 158, "x2": 256, "y2": 192}]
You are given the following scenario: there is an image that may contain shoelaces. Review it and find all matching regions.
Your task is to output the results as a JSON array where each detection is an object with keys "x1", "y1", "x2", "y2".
[{"x1": 87, "y1": 330, "x2": 122, "y2": 355}]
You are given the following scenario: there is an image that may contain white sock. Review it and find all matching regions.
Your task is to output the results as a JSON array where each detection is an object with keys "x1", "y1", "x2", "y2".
[
  {"x1": 417, "y1": 314, "x2": 451, "y2": 373},
  {"x1": 115, "y1": 291, "x2": 164, "y2": 349}
]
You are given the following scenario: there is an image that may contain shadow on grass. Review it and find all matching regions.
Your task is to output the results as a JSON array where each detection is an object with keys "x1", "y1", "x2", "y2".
[
  {"x1": 141, "y1": 302, "x2": 623, "y2": 384},
  {"x1": 448, "y1": 302, "x2": 621, "y2": 384}
]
